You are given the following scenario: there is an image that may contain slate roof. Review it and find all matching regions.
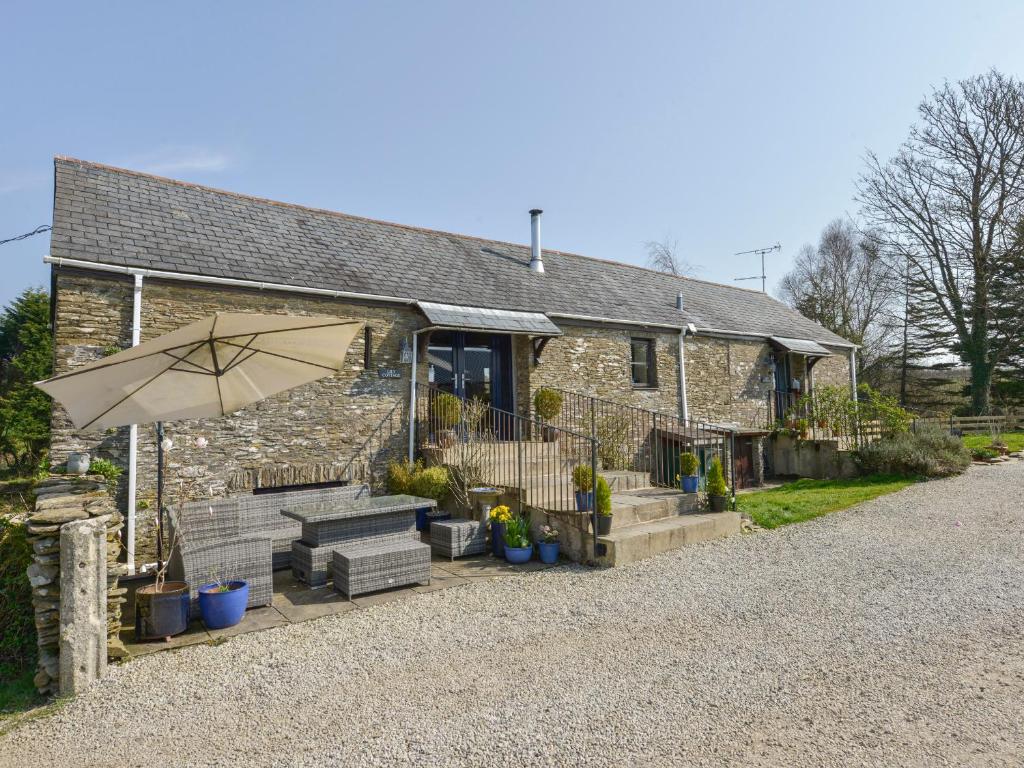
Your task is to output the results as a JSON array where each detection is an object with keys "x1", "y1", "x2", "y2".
[{"x1": 49, "y1": 157, "x2": 853, "y2": 348}]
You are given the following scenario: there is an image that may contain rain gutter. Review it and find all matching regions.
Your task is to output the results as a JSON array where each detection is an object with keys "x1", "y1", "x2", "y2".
[{"x1": 43, "y1": 256, "x2": 418, "y2": 306}]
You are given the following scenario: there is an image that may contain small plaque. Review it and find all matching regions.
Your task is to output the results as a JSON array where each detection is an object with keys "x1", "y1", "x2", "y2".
[{"x1": 378, "y1": 367, "x2": 402, "y2": 379}]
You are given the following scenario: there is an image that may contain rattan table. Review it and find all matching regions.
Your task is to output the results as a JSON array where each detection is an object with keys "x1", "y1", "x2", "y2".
[{"x1": 282, "y1": 494, "x2": 435, "y2": 586}]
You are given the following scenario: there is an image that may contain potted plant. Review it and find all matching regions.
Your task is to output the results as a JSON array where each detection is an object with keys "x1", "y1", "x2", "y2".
[
  {"x1": 197, "y1": 573, "x2": 249, "y2": 630},
  {"x1": 796, "y1": 418, "x2": 810, "y2": 440},
  {"x1": 706, "y1": 455, "x2": 729, "y2": 513},
  {"x1": 678, "y1": 451, "x2": 699, "y2": 493},
  {"x1": 537, "y1": 524, "x2": 560, "y2": 564},
  {"x1": 489, "y1": 504, "x2": 512, "y2": 556},
  {"x1": 572, "y1": 464, "x2": 594, "y2": 511},
  {"x1": 409, "y1": 464, "x2": 451, "y2": 531},
  {"x1": 592, "y1": 475, "x2": 613, "y2": 535},
  {"x1": 502, "y1": 514, "x2": 533, "y2": 564},
  {"x1": 533, "y1": 387, "x2": 563, "y2": 442},
  {"x1": 433, "y1": 391, "x2": 462, "y2": 447},
  {"x1": 135, "y1": 524, "x2": 190, "y2": 641},
  {"x1": 135, "y1": 433, "x2": 208, "y2": 641}
]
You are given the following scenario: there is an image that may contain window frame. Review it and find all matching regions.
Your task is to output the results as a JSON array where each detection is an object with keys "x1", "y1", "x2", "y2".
[{"x1": 629, "y1": 337, "x2": 657, "y2": 389}]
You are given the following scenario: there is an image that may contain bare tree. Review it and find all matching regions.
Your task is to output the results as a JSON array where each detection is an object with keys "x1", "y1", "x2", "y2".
[
  {"x1": 644, "y1": 237, "x2": 698, "y2": 276},
  {"x1": 859, "y1": 70, "x2": 1024, "y2": 414},
  {"x1": 778, "y1": 219, "x2": 900, "y2": 387}
]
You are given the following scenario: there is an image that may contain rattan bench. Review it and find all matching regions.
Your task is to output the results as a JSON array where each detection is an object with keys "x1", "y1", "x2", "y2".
[
  {"x1": 332, "y1": 540, "x2": 431, "y2": 599},
  {"x1": 430, "y1": 518, "x2": 487, "y2": 560}
]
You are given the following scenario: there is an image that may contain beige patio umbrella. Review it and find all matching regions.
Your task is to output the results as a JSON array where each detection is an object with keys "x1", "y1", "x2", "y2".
[{"x1": 36, "y1": 312, "x2": 363, "y2": 563}]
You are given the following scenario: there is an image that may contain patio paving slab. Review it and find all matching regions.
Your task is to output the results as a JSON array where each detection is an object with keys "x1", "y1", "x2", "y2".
[
  {"x1": 206, "y1": 605, "x2": 289, "y2": 640},
  {"x1": 119, "y1": 619, "x2": 211, "y2": 657}
]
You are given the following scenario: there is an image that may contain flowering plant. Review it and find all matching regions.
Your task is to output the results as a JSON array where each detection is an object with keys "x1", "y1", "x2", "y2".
[
  {"x1": 538, "y1": 524, "x2": 558, "y2": 543},
  {"x1": 489, "y1": 504, "x2": 512, "y2": 523}
]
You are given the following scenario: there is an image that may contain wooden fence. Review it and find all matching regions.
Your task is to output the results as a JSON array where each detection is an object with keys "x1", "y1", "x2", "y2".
[{"x1": 911, "y1": 413, "x2": 1024, "y2": 435}]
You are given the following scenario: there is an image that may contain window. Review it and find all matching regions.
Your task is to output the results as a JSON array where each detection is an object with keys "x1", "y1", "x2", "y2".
[{"x1": 630, "y1": 338, "x2": 656, "y2": 387}]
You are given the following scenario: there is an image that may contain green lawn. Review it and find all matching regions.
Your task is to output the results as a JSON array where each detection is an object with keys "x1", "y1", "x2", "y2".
[
  {"x1": 737, "y1": 475, "x2": 916, "y2": 529},
  {"x1": 963, "y1": 431, "x2": 1024, "y2": 452},
  {"x1": 0, "y1": 669, "x2": 42, "y2": 719}
]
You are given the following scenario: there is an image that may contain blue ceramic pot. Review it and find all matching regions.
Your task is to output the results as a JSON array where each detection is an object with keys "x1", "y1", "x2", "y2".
[
  {"x1": 681, "y1": 475, "x2": 699, "y2": 493},
  {"x1": 490, "y1": 521, "x2": 505, "y2": 556},
  {"x1": 574, "y1": 490, "x2": 594, "y2": 512},
  {"x1": 504, "y1": 544, "x2": 533, "y2": 564},
  {"x1": 538, "y1": 541, "x2": 559, "y2": 564},
  {"x1": 198, "y1": 580, "x2": 249, "y2": 630},
  {"x1": 415, "y1": 507, "x2": 433, "y2": 531}
]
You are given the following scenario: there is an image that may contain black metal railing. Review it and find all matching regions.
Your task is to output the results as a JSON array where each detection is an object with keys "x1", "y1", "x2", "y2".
[
  {"x1": 415, "y1": 385, "x2": 603, "y2": 556},
  {"x1": 336, "y1": 399, "x2": 406, "y2": 491},
  {"x1": 537, "y1": 388, "x2": 735, "y2": 499},
  {"x1": 769, "y1": 390, "x2": 880, "y2": 449}
]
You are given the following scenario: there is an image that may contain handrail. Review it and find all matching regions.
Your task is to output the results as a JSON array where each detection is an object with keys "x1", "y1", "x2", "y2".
[
  {"x1": 335, "y1": 399, "x2": 405, "y2": 490},
  {"x1": 414, "y1": 384, "x2": 604, "y2": 558},
  {"x1": 539, "y1": 386, "x2": 736, "y2": 502}
]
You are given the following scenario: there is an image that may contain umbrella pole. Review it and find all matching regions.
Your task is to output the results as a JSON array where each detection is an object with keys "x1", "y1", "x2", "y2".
[{"x1": 156, "y1": 421, "x2": 165, "y2": 570}]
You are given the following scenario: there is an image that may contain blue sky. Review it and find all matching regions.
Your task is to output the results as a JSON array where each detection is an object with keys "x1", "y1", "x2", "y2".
[{"x1": 2, "y1": 1, "x2": 1023, "y2": 308}]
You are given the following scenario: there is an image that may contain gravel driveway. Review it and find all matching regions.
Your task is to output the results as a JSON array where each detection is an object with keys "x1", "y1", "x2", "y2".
[{"x1": 3, "y1": 463, "x2": 1023, "y2": 768}]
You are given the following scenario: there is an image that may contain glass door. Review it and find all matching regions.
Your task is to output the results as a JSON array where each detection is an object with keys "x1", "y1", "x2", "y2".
[{"x1": 427, "y1": 331, "x2": 514, "y2": 433}]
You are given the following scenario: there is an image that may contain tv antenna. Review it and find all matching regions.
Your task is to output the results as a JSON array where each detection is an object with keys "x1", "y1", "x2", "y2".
[{"x1": 733, "y1": 243, "x2": 780, "y2": 293}]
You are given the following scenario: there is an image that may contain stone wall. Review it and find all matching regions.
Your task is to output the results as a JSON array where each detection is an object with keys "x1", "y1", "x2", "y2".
[
  {"x1": 684, "y1": 337, "x2": 776, "y2": 428},
  {"x1": 26, "y1": 475, "x2": 125, "y2": 695},
  {"x1": 50, "y1": 270, "x2": 421, "y2": 563},
  {"x1": 812, "y1": 348, "x2": 853, "y2": 390},
  {"x1": 515, "y1": 324, "x2": 682, "y2": 418}
]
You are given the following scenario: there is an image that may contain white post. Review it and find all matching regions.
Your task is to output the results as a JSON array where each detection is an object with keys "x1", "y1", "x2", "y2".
[
  {"x1": 407, "y1": 331, "x2": 419, "y2": 463},
  {"x1": 678, "y1": 330, "x2": 689, "y2": 421},
  {"x1": 126, "y1": 273, "x2": 143, "y2": 574},
  {"x1": 849, "y1": 348, "x2": 858, "y2": 396}
]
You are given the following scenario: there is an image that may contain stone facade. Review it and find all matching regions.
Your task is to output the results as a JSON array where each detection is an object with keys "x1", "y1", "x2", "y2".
[
  {"x1": 812, "y1": 347, "x2": 854, "y2": 390},
  {"x1": 26, "y1": 475, "x2": 124, "y2": 695},
  {"x1": 50, "y1": 271, "x2": 422, "y2": 563},
  {"x1": 49, "y1": 269, "x2": 853, "y2": 563},
  {"x1": 683, "y1": 336, "x2": 776, "y2": 428},
  {"x1": 515, "y1": 324, "x2": 682, "y2": 418}
]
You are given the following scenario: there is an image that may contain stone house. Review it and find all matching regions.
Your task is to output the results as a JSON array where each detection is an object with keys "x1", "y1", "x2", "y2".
[{"x1": 43, "y1": 157, "x2": 856, "y2": 567}]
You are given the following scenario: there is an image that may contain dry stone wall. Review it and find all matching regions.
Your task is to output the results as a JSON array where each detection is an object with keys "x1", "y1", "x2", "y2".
[{"x1": 26, "y1": 475, "x2": 125, "y2": 695}]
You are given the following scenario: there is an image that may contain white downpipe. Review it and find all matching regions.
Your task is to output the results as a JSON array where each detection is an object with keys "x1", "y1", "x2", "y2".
[
  {"x1": 678, "y1": 330, "x2": 689, "y2": 421},
  {"x1": 849, "y1": 348, "x2": 858, "y2": 396},
  {"x1": 407, "y1": 331, "x2": 420, "y2": 463},
  {"x1": 126, "y1": 273, "x2": 143, "y2": 574}
]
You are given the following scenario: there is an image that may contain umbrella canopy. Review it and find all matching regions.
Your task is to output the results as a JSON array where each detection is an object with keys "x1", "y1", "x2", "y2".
[{"x1": 36, "y1": 312, "x2": 364, "y2": 430}]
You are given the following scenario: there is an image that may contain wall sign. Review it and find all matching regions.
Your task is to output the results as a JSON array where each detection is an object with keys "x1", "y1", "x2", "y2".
[{"x1": 378, "y1": 367, "x2": 402, "y2": 379}]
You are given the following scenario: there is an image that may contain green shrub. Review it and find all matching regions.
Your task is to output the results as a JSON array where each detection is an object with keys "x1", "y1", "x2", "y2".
[
  {"x1": 853, "y1": 427, "x2": 971, "y2": 478},
  {"x1": 385, "y1": 459, "x2": 419, "y2": 495},
  {"x1": 88, "y1": 458, "x2": 122, "y2": 493},
  {"x1": 595, "y1": 475, "x2": 612, "y2": 516},
  {"x1": 409, "y1": 465, "x2": 449, "y2": 501},
  {"x1": 572, "y1": 464, "x2": 593, "y2": 492},
  {"x1": 706, "y1": 456, "x2": 728, "y2": 497},
  {"x1": 533, "y1": 387, "x2": 563, "y2": 421},
  {"x1": 679, "y1": 452, "x2": 699, "y2": 476},
  {"x1": 0, "y1": 516, "x2": 35, "y2": 682},
  {"x1": 970, "y1": 447, "x2": 999, "y2": 461},
  {"x1": 433, "y1": 392, "x2": 462, "y2": 429}
]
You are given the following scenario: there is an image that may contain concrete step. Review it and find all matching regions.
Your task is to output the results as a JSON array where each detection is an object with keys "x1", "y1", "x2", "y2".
[
  {"x1": 609, "y1": 487, "x2": 699, "y2": 528},
  {"x1": 596, "y1": 511, "x2": 741, "y2": 567}
]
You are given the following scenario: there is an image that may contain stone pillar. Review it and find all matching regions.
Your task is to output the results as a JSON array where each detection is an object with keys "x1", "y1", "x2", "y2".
[
  {"x1": 59, "y1": 516, "x2": 109, "y2": 695},
  {"x1": 26, "y1": 475, "x2": 126, "y2": 695}
]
